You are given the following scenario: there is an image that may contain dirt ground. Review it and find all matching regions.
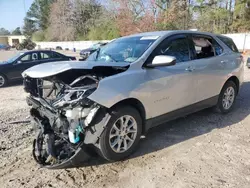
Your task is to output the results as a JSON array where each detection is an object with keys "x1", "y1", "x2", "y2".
[{"x1": 1, "y1": 51, "x2": 250, "y2": 188}]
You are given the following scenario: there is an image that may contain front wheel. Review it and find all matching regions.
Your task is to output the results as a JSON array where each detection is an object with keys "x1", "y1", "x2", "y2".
[
  {"x1": 216, "y1": 81, "x2": 237, "y2": 113},
  {"x1": 98, "y1": 106, "x2": 142, "y2": 161}
]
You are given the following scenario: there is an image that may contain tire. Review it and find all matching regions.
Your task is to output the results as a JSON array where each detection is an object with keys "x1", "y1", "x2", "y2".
[
  {"x1": 216, "y1": 81, "x2": 237, "y2": 114},
  {"x1": 98, "y1": 106, "x2": 142, "y2": 161},
  {"x1": 0, "y1": 74, "x2": 7, "y2": 88}
]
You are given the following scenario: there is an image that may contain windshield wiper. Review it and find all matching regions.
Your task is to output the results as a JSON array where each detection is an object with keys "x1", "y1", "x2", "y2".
[
  {"x1": 95, "y1": 48, "x2": 101, "y2": 60},
  {"x1": 95, "y1": 48, "x2": 117, "y2": 62},
  {"x1": 102, "y1": 52, "x2": 117, "y2": 62}
]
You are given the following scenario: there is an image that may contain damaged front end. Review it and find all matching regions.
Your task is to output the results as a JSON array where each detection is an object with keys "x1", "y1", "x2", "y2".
[{"x1": 23, "y1": 63, "x2": 128, "y2": 169}]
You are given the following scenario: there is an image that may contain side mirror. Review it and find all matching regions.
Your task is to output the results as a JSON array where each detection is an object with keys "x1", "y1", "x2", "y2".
[
  {"x1": 16, "y1": 60, "x2": 22, "y2": 64},
  {"x1": 146, "y1": 55, "x2": 176, "y2": 68}
]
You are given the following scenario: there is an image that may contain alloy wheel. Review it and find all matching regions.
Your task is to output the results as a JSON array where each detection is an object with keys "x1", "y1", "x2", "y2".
[
  {"x1": 222, "y1": 86, "x2": 235, "y2": 110},
  {"x1": 109, "y1": 115, "x2": 138, "y2": 153}
]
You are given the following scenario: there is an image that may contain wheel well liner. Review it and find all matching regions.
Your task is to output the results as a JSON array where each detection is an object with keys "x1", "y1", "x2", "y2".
[
  {"x1": 0, "y1": 72, "x2": 7, "y2": 80},
  {"x1": 110, "y1": 98, "x2": 146, "y2": 133},
  {"x1": 226, "y1": 76, "x2": 240, "y2": 94}
]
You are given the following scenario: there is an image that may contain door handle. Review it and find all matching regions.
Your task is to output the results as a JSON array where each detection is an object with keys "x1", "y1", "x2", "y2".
[
  {"x1": 185, "y1": 66, "x2": 195, "y2": 72},
  {"x1": 221, "y1": 60, "x2": 228, "y2": 64}
]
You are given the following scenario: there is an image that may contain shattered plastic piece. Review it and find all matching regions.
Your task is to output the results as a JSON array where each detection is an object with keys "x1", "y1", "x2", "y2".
[
  {"x1": 85, "y1": 106, "x2": 100, "y2": 126},
  {"x1": 45, "y1": 155, "x2": 58, "y2": 165}
]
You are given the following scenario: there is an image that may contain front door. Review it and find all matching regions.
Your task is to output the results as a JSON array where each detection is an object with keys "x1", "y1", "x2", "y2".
[
  {"x1": 143, "y1": 34, "x2": 196, "y2": 118},
  {"x1": 10, "y1": 52, "x2": 40, "y2": 79}
]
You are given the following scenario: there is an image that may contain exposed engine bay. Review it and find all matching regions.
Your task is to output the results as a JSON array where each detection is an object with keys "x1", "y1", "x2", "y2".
[{"x1": 23, "y1": 65, "x2": 128, "y2": 168}]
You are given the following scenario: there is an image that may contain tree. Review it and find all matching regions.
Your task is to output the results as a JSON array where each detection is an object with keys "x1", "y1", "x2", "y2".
[
  {"x1": 160, "y1": 0, "x2": 191, "y2": 30},
  {"x1": 23, "y1": 0, "x2": 55, "y2": 37},
  {"x1": 47, "y1": 0, "x2": 76, "y2": 41},
  {"x1": 26, "y1": 0, "x2": 55, "y2": 30},
  {"x1": 73, "y1": 0, "x2": 102, "y2": 38},
  {"x1": 231, "y1": 0, "x2": 250, "y2": 32},
  {"x1": 192, "y1": 0, "x2": 230, "y2": 33},
  {"x1": 87, "y1": 10, "x2": 120, "y2": 40},
  {"x1": 112, "y1": 0, "x2": 157, "y2": 36},
  {"x1": 0, "y1": 28, "x2": 10, "y2": 35},
  {"x1": 32, "y1": 30, "x2": 45, "y2": 41},
  {"x1": 23, "y1": 18, "x2": 37, "y2": 37},
  {"x1": 12, "y1": 27, "x2": 22, "y2": 35}
]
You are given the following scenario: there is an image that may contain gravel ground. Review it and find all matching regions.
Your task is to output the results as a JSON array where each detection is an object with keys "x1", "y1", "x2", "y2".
[{"x1": 1, "y1": 51, "x2": 250, "y2": 188}]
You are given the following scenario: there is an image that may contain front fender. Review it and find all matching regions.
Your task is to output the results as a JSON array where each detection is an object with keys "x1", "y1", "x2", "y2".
[{"x1": 88, "y1": 68, "x2": 150, "y2": 118}]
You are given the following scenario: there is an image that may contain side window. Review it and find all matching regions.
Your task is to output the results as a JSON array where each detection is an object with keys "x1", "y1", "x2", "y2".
[
  {"x1": 20, "y1": 54, "x2": 31, "y2": 62},
  {"x1": 41, "y1": 52, "x2": 53, "y2": 59},
  {"x1": 192, "y1": 35, "x2": 223, "y2": 59},
  {"x1": 150, "y1": 37, "x2": 190, "y2": 63},
  {"x1": 31, "y1": 53, "x2": 39, "y2": 61},
  {"x1": 53, "y1": 52, "x2": 62, "y2": 59},
  {"x1": 213, "y1": 40, "x2": 223, "y2": 56},
  {"x1": 217, "y1": 36, "x2": 239, "y2": 53}
]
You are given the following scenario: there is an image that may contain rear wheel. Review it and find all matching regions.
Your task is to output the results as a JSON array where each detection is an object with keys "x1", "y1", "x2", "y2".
[
  {"x1": 0, "y1": 74, "x2": 7, "y2": 88},
  {"x1": 216, "y1": 81, "x2": 237, "y2": 113},
  {"x1": 98, "y1": 106, "x2": 142, "y2": 161}
]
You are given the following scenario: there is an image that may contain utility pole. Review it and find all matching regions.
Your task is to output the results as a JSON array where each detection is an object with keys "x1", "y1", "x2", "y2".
[{"x1": 23, "y1": 0, "x2": 26, "y2": 13}]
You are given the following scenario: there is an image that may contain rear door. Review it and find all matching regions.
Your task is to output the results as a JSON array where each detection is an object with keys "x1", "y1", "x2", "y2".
[
  {"x1": 39, "y1": 51, "x2": 55, "y2": 63},
  {"x1": 40, "y1": 51, "x2": 69, "y2": 63},
  {"x1": 53, "y1": 51, "x2": 70, "y2": 61},
  {"x1": 189, "y1": 34, "x2": 232, "y2": 102}
]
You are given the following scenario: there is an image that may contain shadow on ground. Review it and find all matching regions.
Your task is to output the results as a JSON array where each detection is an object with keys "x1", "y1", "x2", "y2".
[
  {"x1": 2, "y1": 80, "x2": 23, "y2": 88},
  {"x1": 54, "y1": 81, "x2": 250, "y2": 168}
]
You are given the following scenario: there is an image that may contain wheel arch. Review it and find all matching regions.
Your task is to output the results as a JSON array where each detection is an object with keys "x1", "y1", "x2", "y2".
[
  {"x1": 0, "y1": 72, "x2": 8, "y2": 86},
  {"x1": 110, "y1": 98, "x2": 147, "y2": 133},
  {"x1": 0, "y1": 72, "x2": 8, "y2": 79},
  {"x1": 225, "y1": 76, "x2": 240, "y2": 94}
]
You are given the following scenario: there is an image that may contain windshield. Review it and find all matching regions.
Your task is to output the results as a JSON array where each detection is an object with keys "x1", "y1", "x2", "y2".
[
  {"x1": 87, "y1": 36, "x2": 158, "y2": 63},
  {"x1": 6, "y1": 53, "x2": 22, "y2": 63}
]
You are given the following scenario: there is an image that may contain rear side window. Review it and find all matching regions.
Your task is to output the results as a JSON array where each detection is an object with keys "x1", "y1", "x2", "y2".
[
  {"x1": 53, "y1": 52, "x2": 63, "y2": 59},
  {"x1": 217, "y1": 36, "x2": 239, "y2": 52},
  {"x1": 192, "y1": 35, "x2": 223, "y2": 59},
  {"x1": 41, "y1": 52, "x2": 53, "y2": 59}
]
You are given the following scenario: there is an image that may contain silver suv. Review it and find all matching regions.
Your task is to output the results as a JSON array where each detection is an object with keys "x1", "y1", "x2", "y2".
[{"x1": 22, "y1": 31, "x2": 244, "y2": 168}]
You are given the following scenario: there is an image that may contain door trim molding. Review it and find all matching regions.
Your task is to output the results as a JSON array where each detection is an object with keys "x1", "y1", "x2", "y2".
[{"x1": 145, "y1": 95, "x2": 219, "y2": 132}]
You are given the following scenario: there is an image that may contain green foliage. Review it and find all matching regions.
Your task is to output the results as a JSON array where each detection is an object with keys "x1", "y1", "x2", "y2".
[
  {"x1": 155, "y1": 22, "x2": 178, "y2": 31},
  {"x1": 87, "y1": 21, "x2": 120, "y2": 40},
  {"x1": 32, "y1": 30, "x2": 45, "y2": 41},
  {"x1": 231, "y1": 0, "x2": 250, "y2": 32},
  {"x1": 0, "y1": 28, "x2": 10, "y2": 35},
  {"x1": 23, "y1": 18, "x2": 37, "y2": 37},
  {"x1": 21, "y1": 0, "x2": 250, "y2": 41},
  {"x1": 23, "y1": 0, "x2": 55, "y2": 37},
  {"x1": 26, "y1": 0, "x2": 55, "y2": 30},
  {"x1": 12, "y1": 27, "x2": 22, "y2": 35}
]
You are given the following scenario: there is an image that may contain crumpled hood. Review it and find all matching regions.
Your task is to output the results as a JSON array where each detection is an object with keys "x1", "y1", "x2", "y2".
[{"x1": 22, "y1": 60, "x2": 130, "y2": 78}]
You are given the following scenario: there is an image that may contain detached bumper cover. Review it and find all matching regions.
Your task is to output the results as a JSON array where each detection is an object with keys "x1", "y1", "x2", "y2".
[{"x1": 44, "y1": 147, "x2": 91, "y2": 169}]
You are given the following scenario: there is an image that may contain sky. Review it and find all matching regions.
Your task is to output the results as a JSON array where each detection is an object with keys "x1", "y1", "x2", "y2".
[{"x1": 0, "y1": 0, "x2": 34, "y2": 31}]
